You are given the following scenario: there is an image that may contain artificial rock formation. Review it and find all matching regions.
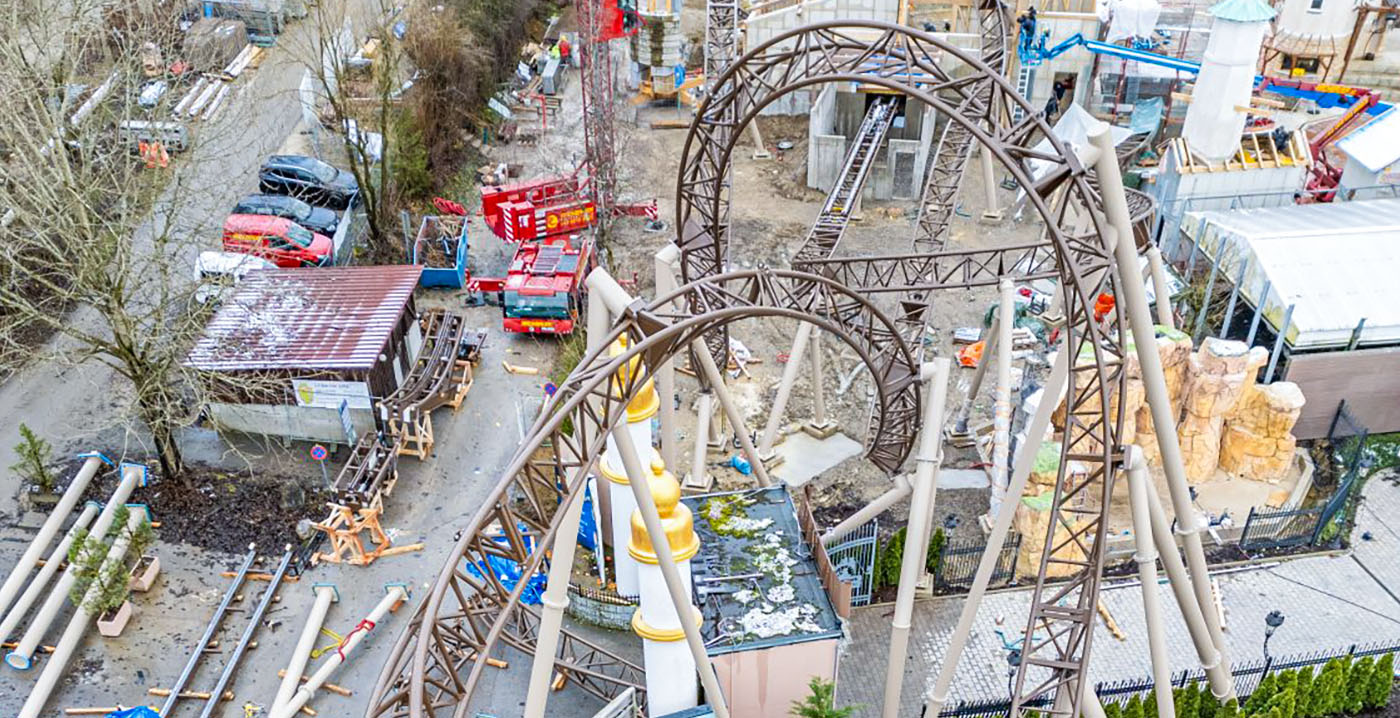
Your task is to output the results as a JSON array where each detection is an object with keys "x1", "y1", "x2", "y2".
[
  {"x1": 1220, "y1": 375, "x2": 1305, "y2": 483},
  {"x1": 1135, "y1": 327, "x2": 1195, "y2": 465},
  {"x1": 1177, "y1": 338, "x2": 1254, "y2": 483},
  {"x1": 1014, "y1": 442, "x2": 1090, "y2": 579}
]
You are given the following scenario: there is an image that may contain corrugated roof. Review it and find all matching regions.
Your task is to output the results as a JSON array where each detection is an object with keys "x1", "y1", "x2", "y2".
[
  {"x1": 1182, "y1": 198, "x2": 1400, "y2": 350},
  {"x1": 1209, "y1": 0, "x2": 1275, "y2": 22},
  {"x1": 1337, "y1": 107, "x2": 1400, "y2": 173},
  {"x1": 186, "y1": 265, "x2": 422, "y2": 372}
]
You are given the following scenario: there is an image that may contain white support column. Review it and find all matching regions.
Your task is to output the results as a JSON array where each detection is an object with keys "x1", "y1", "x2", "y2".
[
  {"x1": 882, "y1": 359, "x2": 952, "y2": 718},
  {"x1": 980, "y1": 146, "x2": 1004, "y2": 223},
  {"x1": 806, "y1": 330, "x2": 836, "y2": 438},
  {"x1": 274, "y1": 584, "x2": 339, "y2": 714},
  {"x1": 691, "y1": 393, "x2": 715, "y2": 489},
  {"x1": 1125, "y1": 447, "x2": 1177, "y2": 718},
  {"x1": 1147, "y1": 247, "x2": 1175, "y2": 329},
  {"x1": 655, "y1": 245, "x2": 681, "y2": 469},
  {"x1": 613, "y1": 425, "x2": 729, "y2": 718},
  {"x1": 923, "y1": 351, "x2": 1068, "y2": 716},
  {"x1": 821, "y1": 474, "x2": 911, "y2": 547},
  {"x1": 952, "y1": 309, "x2": 1001, "y2": 436},
  {"x1": 757, "y1": 322, "x2": 813, "y2": 464},
  {"x1": 692, "y1": 339, "x2": 773, "y2": 488},
  {"x1": 986, "y1": 279, "x2": 1015, "y2": 524},
  {"x1": 0, "y1": 502, "x2": 100, "y2": 645},
  {"x1": 1090, "y1": 126, "x2": 1235, "y2": 700}
]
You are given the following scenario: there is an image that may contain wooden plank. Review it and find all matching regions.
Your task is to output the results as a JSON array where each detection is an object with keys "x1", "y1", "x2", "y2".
[{"x1": 1285, "y1": 347, "x2": 1400, "y2": 438}]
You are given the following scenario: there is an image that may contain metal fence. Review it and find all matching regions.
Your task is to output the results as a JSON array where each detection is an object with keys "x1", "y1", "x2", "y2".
[
  {"x1": 934, "y1": 533, "x2": 1022, "y2": 591},
  {"x1": 1239, "y1": 505, "x2": 1325, "y2": 551},
  {"x1": 938, "y1": 640, "x2": 1400, "y2": 717},
  {"x1": 828, "y1": 520, "x2": 880, "y2": 607}
]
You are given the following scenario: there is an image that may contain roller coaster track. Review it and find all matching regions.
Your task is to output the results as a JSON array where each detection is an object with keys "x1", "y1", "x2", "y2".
[
  {"x1": 376, "y1": 308, "x2": 475, "y2": 460},
  {"x1": 370, "y1": 21, "x2": 1138, "y2": 718}
]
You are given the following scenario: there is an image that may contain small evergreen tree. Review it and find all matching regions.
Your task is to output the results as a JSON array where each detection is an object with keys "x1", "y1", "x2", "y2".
[
  {"x1": 1103, "y1": 699, "x2": 1124, "y2": 718},
  {"x1": 1175, "y1": 683, "x2": 1199, "y2": 718},
  {"x1": 1346, "y1": 657, "x2": 1374, "y2": 715},
  {"x1": 1294, "y1": 667, "x2": 1315, "y2": 718},
  {"x1": 10, "y1": 423, "x2": 54, "y2": 492},
  {"x1": 1265, "y1": 687, "x2": 1296, "y2": 718},
  {"x1": 1123, "y1": 694, "x2": 1145, "y2": 718},
  {"x1": 1266, "y1": 707, "x2": 1283, "y2": 718},
  {"x1": 1369, "y1": 653, "x2": 1395, "y2": 710},
  {"x1": 1144, "y1": 689, "x2": 1159, "y2": 718},
  {"x1": 1199, "y1": 689, "x2": 1221, "y2": 718},
  {"x1": 789, "y1": 677, "x2": 856, "y2": 718},
  {"x1": 1218, "y1": 698, "x2": 1241, "y2": 718},
  {"x1": 1249, "y1": 673, "x2": 1279, "y2": 716},
  {"x1": 1314, "y1": 660, "x2": 1345, "y2": 718}
]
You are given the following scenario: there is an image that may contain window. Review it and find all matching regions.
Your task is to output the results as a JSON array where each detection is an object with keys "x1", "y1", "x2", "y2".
[
  {"x1": 1309, "y1": 0, "x2": 1324, "y2": 12},
  {"x1": 284, "y1": 225, "x2": 314, "y2": 248}
]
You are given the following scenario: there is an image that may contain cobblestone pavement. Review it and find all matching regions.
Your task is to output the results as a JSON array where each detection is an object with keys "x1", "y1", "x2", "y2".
[{"x1": 838, "y1": 477, "x2": 1400, "y2": 717}]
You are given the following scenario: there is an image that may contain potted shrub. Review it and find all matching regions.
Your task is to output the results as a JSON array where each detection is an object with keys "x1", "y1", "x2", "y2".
[
  {"x1": 92, "y1": 561, "x2": 135, "y2": 637},
  {"x1": 11, "y1": 424, "x2": 58, "y2": 508},
  {"x1": 127, "y1": 520, "x2": 159, "y2": 592},
  {"x1": 67, "y1": 506, "x2": 148, "y2": 637}
]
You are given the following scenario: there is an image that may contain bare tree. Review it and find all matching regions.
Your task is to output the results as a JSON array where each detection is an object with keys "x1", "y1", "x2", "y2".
[{"x1": 0, "y1": 0, "x2": 264, "y2": 483}]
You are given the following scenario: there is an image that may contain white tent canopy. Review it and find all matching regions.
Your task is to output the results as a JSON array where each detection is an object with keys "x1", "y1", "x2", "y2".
[{"x1": 1182, "y1": 198, "x2": 1400, "y2": 350}]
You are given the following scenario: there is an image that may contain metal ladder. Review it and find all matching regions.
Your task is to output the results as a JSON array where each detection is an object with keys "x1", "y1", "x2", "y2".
[
  {"x1": 794, "y1": 96, "x2": 900, "y2": 265},
  {"x1": 1013, "y1": 63, "x2": 1034, "y2": 122}
]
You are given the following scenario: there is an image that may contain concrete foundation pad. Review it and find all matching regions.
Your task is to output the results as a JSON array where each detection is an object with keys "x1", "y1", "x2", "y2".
[
  {"x1": 772, "y1": 431, "x2": 863, "y2": 487},
  {"x1": 802, "y1": 421, "x2": 839, "y2": 439},
  {"x1": 978, "y1": 210, "x2": 1005, "y2": 225},
  {"x1": 938, "y1": 468, "x2": 991, "y2": 490}
]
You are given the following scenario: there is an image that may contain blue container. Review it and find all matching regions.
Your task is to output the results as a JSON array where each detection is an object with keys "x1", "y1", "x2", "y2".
[{"x1": 413, "y1": 215, "x2": 469, "y2": 289}]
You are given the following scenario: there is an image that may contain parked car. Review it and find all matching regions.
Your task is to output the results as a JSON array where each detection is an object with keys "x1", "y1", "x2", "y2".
[
  {"x1": 258, "y1": 155, "x2": 359, "y2": 210},
  {"x1": 232, "y1": 194, "x2": 339, "y2": 236},
  {"x1": 222, "y1": 214, "x2": 332, "y2": 267},
  {"x1": 193, "y1": 251, "x2": 276, "y2": 305}
]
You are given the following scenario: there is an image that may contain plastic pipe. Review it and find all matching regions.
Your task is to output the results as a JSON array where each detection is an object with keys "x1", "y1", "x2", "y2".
[
  {"x1": 18, "y1": 510, "x2": 143, "y2": 718},
  {"x1": 612, "y1": 423, "x2": 729, "y2": 718},
  {"x1": 821, "y1": 474, "x2": 911, "y2": 547},
  {"x1": 0, "y1": 454, "x2": 105, "y2": 620},
  {"x1": 952, "y1": 308, "x2": 1000, "y2": 435},
  {"x1": 987, "y1": 279, "x2": 1015, "y2": 521},
  {"x1": 7, "y1": 463, "x2": 142, "y2": 670},
  {"x1": 882, "y1": 359, "x2": 951, "y2": 718},
  {"x1": 273, "y1": 584, "x2": 410, "y2": 718},
  {"x1": 757, "y1": 322, "x2": 812, "y2": 460},
  {"x1": 0, "y1": 502, "x2": 100, "y2": 645},
  {"x1": 273, "y1": 584, "x2": 338, "y2": 713},
  {"x1": 1089, "y1": 125, "x2": 1235, "y2": 699},
  {"x1": 1125, "y1": 447, "x2": 1177, "y2": 718},
  {"x1": 922, "y1": 350, "x2": 1068, "y2": 716}
]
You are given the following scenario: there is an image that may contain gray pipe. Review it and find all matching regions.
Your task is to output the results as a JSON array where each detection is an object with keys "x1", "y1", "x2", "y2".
[
  {"x1": 0, "y1": 454, "x2": 104, "y2": 620},
  {"x1": 882, "y1": 359, "x2": 951, "y2": 718},
  {"x1": 1089, "y1": 126, "x2": 1235, "y2": 699},
  {"x1": 988, "y1": 279, "x2": 1015, "y2": 520},
  {"x1": 18, "y1": 510, "x2": 143, "y2": 718},
  {"x1": 0, "y1": 502, "x2": 100, "y2": 645},
  {"x1": 809, "y1": 330, "x2": 831, "y2": 431},
  {"x1": 821, "y1": 474, "x2": 911, "y2": 546},
  {"x1": 1126, "y1": 447, "x2": 1177, "y2": 718},
  {"x1": 7, "y1": 463, "x2": 141, "y2": 670},
  {"x1": 694, "y1": 341, "x2": 773, "y2": 488},
  {"x1": 953, "y1": 309, "x2": 1000, "y2": 435},
  {"x1": 922, "y1": 350, "x2": 1068, "y2": 716}
]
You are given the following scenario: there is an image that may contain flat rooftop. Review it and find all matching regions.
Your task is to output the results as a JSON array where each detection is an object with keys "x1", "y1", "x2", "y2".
[{"x1": 685, "y1": 485, "x2": 842, "y2": 657}]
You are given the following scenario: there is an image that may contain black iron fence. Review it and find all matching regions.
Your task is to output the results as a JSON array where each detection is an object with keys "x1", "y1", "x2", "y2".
[
  {"x1": 938, "y1": 640, "x2": 1400, "y2": 717},
  {"x1": 934, "y1": 533, "x2": 1022, "y2": 592}
]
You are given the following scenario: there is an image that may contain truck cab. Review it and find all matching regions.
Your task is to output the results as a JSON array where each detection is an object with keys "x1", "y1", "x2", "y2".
[
  {"x1": 501, "y1": 238, "x2": 591, "y2": 335},
  {"x1": 222, "y1": 214, "x2": 332, "y2": 267}
]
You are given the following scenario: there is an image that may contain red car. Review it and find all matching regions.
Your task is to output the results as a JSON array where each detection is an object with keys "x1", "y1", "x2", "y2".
[{"x1": 222, "y1": 214, "x2": 332, "y2": 267}]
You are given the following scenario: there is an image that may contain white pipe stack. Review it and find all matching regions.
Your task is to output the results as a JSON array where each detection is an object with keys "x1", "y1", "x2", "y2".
[
  {"x1": 18, "y1": 509, "x2": 145, "y2": 718},
  {"x1": 273, "y1": 584, "x2": 339, "y2": 714},
  {"x1": 0, "y1": 454, "x2": 105, "y2": 620},
  {"x1": 6, "y1": 463, "x2": 143, "y2": 670},
  {"x1": 272, "y1": 585, "x2": 410, "y2": 718},
  {"x1": 0, "y1": 502, "x2": 101, "y2": 645}
]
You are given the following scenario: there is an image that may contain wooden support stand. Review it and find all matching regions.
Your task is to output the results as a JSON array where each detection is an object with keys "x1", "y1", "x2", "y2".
[{"x1": 310, "y1": 494, "x2": 425, "y2": 567}]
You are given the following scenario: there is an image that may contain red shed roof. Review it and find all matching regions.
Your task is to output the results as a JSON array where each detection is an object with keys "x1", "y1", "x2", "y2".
[{"x1": 186, "y1": 265, "x2": 422, "y2": 372}]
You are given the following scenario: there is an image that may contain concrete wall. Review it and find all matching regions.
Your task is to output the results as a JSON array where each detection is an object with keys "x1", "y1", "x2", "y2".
[
  {"x1": 808, "y1": 90, "x2": 932, "y2": 199},
  {"x1": 208, "y1": 402, "x2": 377, "y2": 445},
  {"x1": 1027, "y1": 13, "x2": 1102, "y2": 113},
  {"x1": 1277, "y1": 0, "x2": 1357, "y2": 39},
  {"x1": 743, "y1": 0, "x2": 900, "y2": 115},
  {"x1": 807, "y1": 85, "x2": 846, "y2": 192}
]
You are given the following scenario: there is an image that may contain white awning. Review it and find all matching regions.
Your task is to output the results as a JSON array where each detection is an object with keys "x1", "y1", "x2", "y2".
[{"x1": 1181, "y1": 198, "x2": 1400, "y2": 350}]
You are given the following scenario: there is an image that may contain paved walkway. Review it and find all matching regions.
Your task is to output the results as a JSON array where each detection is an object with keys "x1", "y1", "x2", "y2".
[{"x1": 838, "y1": 474, "x2": 1400, "y2": 716}]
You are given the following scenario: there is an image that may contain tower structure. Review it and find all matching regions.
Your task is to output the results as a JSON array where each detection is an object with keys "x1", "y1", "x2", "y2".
[
  {"x1": 628, "y1": 459, "x2": 702, "y2": 717},
  {"x1": 600, "y1": 335, "x2": 661, "y2": 598},
  {"x1": 1181, "y1": 0, "x2": 1276, "y2": 162}
]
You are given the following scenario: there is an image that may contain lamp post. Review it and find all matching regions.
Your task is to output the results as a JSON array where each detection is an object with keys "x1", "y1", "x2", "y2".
[
  {"x1": 1263, "y1": 610, "x2": 1285, "y2": 668},
  {"x1": 1006, "y1": 648, "x2": 1022, "y2": 702}
]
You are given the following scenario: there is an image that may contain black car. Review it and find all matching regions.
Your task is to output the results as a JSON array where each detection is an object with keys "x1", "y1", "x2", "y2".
[
  {"x1": 258, "y1": 155, "x2": 359, "y2": 210},
  {"x1": 232, "y1": 194, "x2": 340, "y2": 236}
]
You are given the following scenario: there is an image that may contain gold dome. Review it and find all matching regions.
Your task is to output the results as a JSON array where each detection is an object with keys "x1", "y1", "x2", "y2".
[
  {"x1": 609, "y1": 335, "x2": 660, "y2": 423},
  {"x1": 631, "y1": 605, "x2": 704, "y2": 642},
  {"x1": 598, "y1": 447, "x2": 661, "y2": 486},
  {"x1": 628, "y1": 459, "x2": 700, "y2": 564}
]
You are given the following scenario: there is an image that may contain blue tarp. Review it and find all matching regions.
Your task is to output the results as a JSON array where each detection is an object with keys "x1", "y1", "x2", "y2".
[
  {"x1": 107, "y1": 708, "x2": 159, "y2": 718},
  {"x1": 1129, "y1": 97, "x2": 1164, "y2": 137},
  {"x1": 463, "y1": 528, "x2": 547, "y2": 605},
  {"x1": 577, "y1": 484, "x2": 598, "y2": 551}
]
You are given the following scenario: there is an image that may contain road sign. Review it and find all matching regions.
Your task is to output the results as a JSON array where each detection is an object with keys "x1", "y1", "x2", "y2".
[
  {"x1": 338, "y1": 399, "x2": 358, "y2": 446},
  {"x1": 310, "y1": 444, "x2": 328, "y2": 461}
]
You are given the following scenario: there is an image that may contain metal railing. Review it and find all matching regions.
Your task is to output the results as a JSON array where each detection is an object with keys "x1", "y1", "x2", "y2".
[{"x1": 933, "y1": 533, "x2": 1022, "y2": 592}]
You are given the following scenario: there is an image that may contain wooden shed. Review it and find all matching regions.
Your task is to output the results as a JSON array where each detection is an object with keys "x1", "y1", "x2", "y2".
[{"x1": 186, "y1": 265, "x2": 424, "y2": 444}]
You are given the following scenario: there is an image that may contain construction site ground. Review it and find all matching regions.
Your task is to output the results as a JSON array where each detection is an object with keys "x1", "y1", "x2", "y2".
[{"x1": 3, "y1": 12, "x2": 1392, "y2": 717}]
